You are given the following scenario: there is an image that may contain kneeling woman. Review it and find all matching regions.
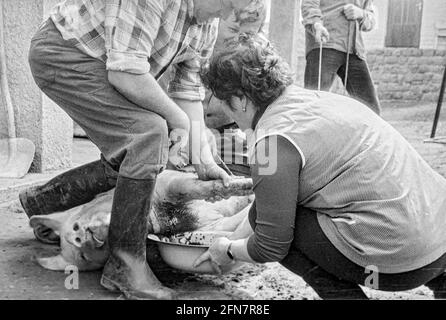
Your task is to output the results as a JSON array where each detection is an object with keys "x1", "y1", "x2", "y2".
[{"x1": 194, "y1": 34, "x2": 446, "y2": 299}]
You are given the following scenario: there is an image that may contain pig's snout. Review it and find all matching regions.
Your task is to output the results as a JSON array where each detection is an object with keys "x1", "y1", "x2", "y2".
[
  {"x1": 67, "y1": 222, "x2": 85, "y2": 248},
  {"x1": 67, "y1": 223, "x2": 105, "y2": 248}
]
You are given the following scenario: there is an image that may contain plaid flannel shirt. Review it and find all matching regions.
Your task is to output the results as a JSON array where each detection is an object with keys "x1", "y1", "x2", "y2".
[{"x1": 50, "y1": 0, "x2": 218, "y2": 101}]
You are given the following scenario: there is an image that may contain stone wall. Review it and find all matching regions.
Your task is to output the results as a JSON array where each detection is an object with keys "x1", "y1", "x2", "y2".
[
  {"x1": 367, "y1": 48, "x2": 446, "y2": 102},
  {"x1": 0, "y1": 0, "x2": 73, "y2": 173}
]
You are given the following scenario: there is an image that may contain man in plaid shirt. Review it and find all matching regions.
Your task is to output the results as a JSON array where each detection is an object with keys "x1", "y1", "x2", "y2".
[{"x1": 22, "y1": 0, "x2": 252, "y2": 299}]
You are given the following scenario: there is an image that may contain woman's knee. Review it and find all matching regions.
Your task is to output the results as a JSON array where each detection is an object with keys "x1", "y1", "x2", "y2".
[{"x1": 280, "y1": 247, "x2": 318, "y2": 277}]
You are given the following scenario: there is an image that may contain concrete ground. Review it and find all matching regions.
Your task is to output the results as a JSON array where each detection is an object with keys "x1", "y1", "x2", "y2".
[{"x1": 1, "y1": 101, "x2": 446, "y2": 300}]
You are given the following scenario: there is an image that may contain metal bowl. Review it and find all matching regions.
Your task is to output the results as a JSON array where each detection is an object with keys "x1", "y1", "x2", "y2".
[{"x1": 148, "y1": 232, "x2": 244, "y2": 274}]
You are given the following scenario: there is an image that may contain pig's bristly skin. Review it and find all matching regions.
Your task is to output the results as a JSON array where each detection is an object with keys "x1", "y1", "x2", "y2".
[
  {"x1": 166, "y1": 175, "x2": 253, "y2": 203},
  {"x1": 152, "y1": 200, "x2": 199, "y2": 236}
]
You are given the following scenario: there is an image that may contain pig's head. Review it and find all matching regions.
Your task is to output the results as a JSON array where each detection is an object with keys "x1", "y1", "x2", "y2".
[{"x1": 29, "y1": 191, "x2": 113, "y2": 271}]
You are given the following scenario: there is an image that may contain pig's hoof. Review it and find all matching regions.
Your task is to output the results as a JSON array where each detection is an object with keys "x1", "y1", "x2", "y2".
[{"x1": 33, "y1": 226, "x2": 60, "y2": 245}]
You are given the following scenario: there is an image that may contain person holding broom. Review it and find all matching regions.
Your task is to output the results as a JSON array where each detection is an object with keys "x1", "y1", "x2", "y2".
[{"x1": 302, "y1": 0, "x2": 381, "y2": 114}]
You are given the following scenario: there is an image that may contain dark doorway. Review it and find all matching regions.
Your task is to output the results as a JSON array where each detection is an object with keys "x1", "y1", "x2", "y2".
[{"x1": 385, "y1": 0, "x2": 423, "y2": 48}]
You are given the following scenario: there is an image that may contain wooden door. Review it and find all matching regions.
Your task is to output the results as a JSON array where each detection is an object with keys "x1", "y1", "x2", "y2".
[{"x1": 385, "y1": 0, "x2": 423, "y2": 48}]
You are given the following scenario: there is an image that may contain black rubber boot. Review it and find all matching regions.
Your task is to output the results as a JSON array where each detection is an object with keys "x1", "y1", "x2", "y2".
[
  {"x1": 281, "y1": 248, "x2": 368, "y2": 300},
  {"x1": 19, "y1": 158, "x2": 117, "y2": 243},
  {"x1": 426, "y1": 273, "x2": 446, "y2": 299},
  {"x1": 100, "y1": 176, "x2": 176, "y2": 300},
  {"x1": 19, "y1": 159, "x2": 117, "y2": 217}
]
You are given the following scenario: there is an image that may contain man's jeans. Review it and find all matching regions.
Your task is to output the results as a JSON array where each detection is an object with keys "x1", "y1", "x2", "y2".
[
  {"x1": 28, "y1": 19, "x2": 168, "y2": 180},
  {"x1": 304, "y1": 48, "x2": 381, "y2": 115}
]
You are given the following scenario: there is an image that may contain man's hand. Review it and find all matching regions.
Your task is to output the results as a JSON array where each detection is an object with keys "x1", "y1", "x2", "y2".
[
  {"x1": 195, "y1": 163, "x2": 231, "y2": 189},
  {"x1": 313, "y1": 22, "x2": 329, "y2": 43},
  {"x1": 343, "y1": 4, "x2": 364, "y2": 21},
  {"x1": 167, "y1": 110, "x2": 190, "y2": 168},
  {"x1": 168, "y1": 128, "x2": 189, "y2": 168},
  {"x1": 166, "y1": 108, "x2": 190, "y2": 135}
]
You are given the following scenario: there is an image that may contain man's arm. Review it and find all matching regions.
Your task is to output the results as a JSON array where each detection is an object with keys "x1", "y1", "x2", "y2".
[
  {"x1": 301, "y1": 0, "x2": 329, "y2": 43},
  {"x1": 166, "y1": 22, "x2": 230, "y2": 181},
  {"x1": 104, "y1": 0, "x2": 190, "y2": 132},
  {"x1": 301, "y1": 0, "x2": 322, "y2": 26},
  {"x1": 343, "y1": 1, "x2": 377, "y2": 32},
  {"x1": 359, "y1": 1, "x2": 377, "y2": 32},
  {"x1": 172, "y1": 97, "x2": 230, "y2": 185},
  {"x1": 108, "y1": 72, "x2": 190, "y2": 133},
  {"x1": 172, "y1": 98, "x2": 215, "y2": 166}
]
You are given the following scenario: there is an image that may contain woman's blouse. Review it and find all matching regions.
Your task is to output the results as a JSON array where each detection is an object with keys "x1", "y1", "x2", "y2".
[{"x1": 246, "y1": 85, "x2": 446, "y2": 273}]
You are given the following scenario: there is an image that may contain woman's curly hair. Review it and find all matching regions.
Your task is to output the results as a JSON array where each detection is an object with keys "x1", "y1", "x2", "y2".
[{"x1": 202, "y1": 33, "x2": 294, "y2": 126}]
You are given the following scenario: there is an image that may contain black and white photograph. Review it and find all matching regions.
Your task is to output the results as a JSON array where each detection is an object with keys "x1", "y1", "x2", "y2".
[{"x1": 1, "y1": 0, "x2": 446, "y2": 305}]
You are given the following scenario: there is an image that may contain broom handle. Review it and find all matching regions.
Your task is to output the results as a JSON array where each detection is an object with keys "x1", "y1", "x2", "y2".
[
  {"x1": 0, "y1": 0, "x2": 16, "y2": 140},
  {"x1": 318, "y1": 41, "x2": 322, "y2": 92},
  {"x1": 344, "y1": 20, "x2": 352, "y2": 90}
]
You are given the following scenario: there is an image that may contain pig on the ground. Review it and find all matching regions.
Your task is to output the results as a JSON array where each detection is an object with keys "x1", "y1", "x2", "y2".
[{"x1": 29, "y1": 169, "x2": 253, "y2": 272}]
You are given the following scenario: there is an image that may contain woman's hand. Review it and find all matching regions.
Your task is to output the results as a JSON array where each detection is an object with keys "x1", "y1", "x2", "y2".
[{"x1": 193, "y1": 237, "x2": 234, "y2": 274}]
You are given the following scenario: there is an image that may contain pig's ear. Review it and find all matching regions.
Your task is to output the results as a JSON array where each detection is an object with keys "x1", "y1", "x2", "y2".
[
  {"x1": 29, "y1": 208, "x2": 79, "y2": 233},
  {"x1": 37, "y1": 255, "x2": 72, "y2": 271}
]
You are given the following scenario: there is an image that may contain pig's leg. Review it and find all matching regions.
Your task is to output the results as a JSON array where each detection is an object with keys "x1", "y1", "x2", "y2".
[
  {"x1": 198, "y1": 205, "x2": 250, "y2": 232},
  {"x1": 229, "y1": 207, "x2": 254, "y2": 240},
  {"x1": 149, "y1": 195, "x2": 252, "y2": 236},
  {"x1": 191, "y1": 196, "x2": 253, "y2": 231},
  {"x1": 165, "y1": 174, "x2": 253, "y2": 203}
]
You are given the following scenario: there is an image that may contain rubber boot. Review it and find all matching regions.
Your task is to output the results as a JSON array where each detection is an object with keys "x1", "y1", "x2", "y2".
[
  {"x1": 426, "y1": 273, "x2": 446, "y2": 299},
  {"x1": 19, "y1": 158, "x2": 117, "y2": 243},
  {"x1": 281, "y1": 248, "x2": 368, "y2": 300},
  {"x1": 100, "y1": 176, "x2": 176, "y2": 300}
]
